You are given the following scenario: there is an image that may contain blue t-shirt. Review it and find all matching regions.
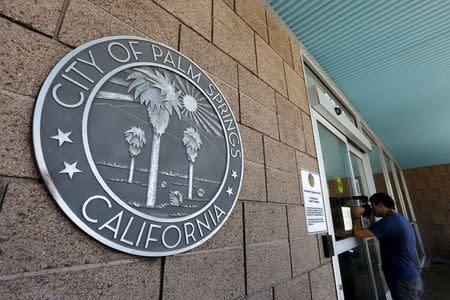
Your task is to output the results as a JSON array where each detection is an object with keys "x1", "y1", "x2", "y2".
[{"x1": 369, "y1": 212, "x2": 419, "y2": 282}]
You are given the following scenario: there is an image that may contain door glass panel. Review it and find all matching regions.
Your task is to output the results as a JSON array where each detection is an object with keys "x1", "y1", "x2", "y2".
[
  {"x1": 367, "y1": 239, "x2": 389, "y2": 299},
  {"x1": 363, "y1": 132, "x2": 389, "y2": 194},
  {"x1": 350, "y1": 152, "x2": 369, "y2": 196},
  {"x1": 395, "y1": 165, "x2": 411, "y2": 220},
  {"x1": 338, "y1": 244, "x2": 376, "y2": 300},
  {"x1": 318, "y1": 123, "x2": 354, "y2": 240},
  {"x1": 413, "y1": 223, "x2": 426, "y2": 268},
  {"x1": 383, "y1": 153, "x2": 403, "y2": 215},
  {"x1": 350, "y1": 152, "x2": 371, "y2": 228}
]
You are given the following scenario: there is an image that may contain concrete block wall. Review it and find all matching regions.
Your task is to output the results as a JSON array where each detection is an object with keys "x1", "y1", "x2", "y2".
[
  {"x1": 404, "y1": 164, "x2": 450, "y2": 260},
  {"x1": 0, "y1": 1, "x2": 336, "y2": 299}
]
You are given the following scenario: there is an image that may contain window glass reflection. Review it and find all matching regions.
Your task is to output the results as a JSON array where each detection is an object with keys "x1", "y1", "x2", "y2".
[
  {"x1": 367, "y1": 239, "x2": 389, "y2": 299},
  {"x1": 350, "y1": 153, "x2": 369, "y2": 196},
  {"x1": 362, "y1": 130, "x2": 389, "y2": 194},
  {"x1": 339, "y1": 244, "x2": 377, "y2": 300},
  {"x1": 383, "y1": 153, "x2": 403, "y2": 215},
  {"x1": 395, "y1": 165, "x2": 411, "y2": 220},
  {"x1": 318, "y1": 123, "x2": 354, "y2": 240}
]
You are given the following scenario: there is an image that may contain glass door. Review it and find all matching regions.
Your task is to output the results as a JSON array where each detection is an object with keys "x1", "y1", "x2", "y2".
[
  {"x1": 313, "y1": 111, "x2": 386, "y2": 300},
  {"x1": 316, "y1": 122, "x2": 355, "y2": 241},
  {"x1": 348, "y1": 146, "x2": 372, "y2": 229},
  {"x1": 349, "y1": 146, "x2": 392, "y2": 299}
]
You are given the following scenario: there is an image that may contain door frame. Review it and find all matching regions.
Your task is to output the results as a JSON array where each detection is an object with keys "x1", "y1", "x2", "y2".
[{"x1": 312, "y1": 109, "x2": 382, "y2": 300}]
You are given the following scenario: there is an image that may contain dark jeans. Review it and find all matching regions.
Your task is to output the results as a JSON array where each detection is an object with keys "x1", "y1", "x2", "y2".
[{"x1": 387, "y1": 277, "x2": 424, "y2": 300}]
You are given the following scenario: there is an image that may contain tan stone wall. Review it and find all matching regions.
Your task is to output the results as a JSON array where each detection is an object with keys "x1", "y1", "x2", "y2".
[
  {"x1": 0, "y1": 0, "x2": 336, "y2": 298},
  {"x1": 373, "y1": 172, "x2": 389, "y2": 195},
  {"x1": 404, "y1": 164, "x2": 450, "y2": 260}
]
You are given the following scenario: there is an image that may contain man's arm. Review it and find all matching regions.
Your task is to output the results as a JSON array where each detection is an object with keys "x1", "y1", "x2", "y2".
[
  {"x1": 352, "y1": 207, "x2": 375, "y2": 239},
  {"x1": 352, "y1": 217, "x2": 374, "y2": 238}
]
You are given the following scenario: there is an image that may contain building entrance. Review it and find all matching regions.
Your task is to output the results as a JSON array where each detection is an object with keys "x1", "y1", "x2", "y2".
[{"x1": 313, "y1": 111, "x2": 390, "y2": 299}]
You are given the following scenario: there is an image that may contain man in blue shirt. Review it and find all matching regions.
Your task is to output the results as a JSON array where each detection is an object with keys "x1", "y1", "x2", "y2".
[{"x1": 353, "y1": 192, "x2": 423, "y2": 300}]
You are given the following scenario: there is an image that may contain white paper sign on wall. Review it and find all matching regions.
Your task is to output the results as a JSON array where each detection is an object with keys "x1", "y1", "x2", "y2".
[{"x1": 299, "y1": 169, "x2": 327, "y2": 234}]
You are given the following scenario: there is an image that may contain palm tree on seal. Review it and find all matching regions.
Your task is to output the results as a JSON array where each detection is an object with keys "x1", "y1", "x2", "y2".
[
  {"x1": 127, "y1": 67, "x2": 182, "y2": 207},
  {"x1": 182, "y1": 127, "x2": 202, "y2": 200},
  {"x1": 124, "y1": 126, "x2": 146, "y2": 183}
]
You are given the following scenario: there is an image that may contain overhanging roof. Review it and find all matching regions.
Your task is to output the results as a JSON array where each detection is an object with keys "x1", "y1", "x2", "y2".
[{"x1": 268, "y1": 0, "x2": 450, "y2": 168}]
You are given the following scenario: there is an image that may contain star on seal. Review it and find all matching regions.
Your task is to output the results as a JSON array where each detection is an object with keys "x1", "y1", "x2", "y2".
[
  {"x1": 59, "y1": 161, "x2": 82, "y2": 179},
  {"x1": 51, "y1": 128, "x2": 73, "y2": 146}
]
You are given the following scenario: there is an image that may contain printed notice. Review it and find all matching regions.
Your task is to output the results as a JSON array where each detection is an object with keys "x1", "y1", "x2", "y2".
[{"x1": 300, "y1": 169, "x2": 327, "y2": 234}]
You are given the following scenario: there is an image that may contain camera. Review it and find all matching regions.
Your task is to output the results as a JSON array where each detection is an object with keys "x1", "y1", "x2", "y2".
[
  {"x1": 334, "y1": 106, "x2": 343, "y2": 115},
  {"x1": 345, "y1": 195, "x2": 372, "y2": 218},
  {"x1": 359, "y1": 196, "x2": 373, "y2": 218},
  {"x1": 329, "y1": 195, "x2": 374, "y2": 236},
  {"x1": 331, "y1": 195, "x2": 373, "y2": 218}
]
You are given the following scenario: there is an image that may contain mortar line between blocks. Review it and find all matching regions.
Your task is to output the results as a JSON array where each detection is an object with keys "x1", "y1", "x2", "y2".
[
  {"x1": 238, "y1": 272, "x2": 313, "y2": 300},
  {"x1": 53, "y1": 0, "x2": 70, "y2": 40},
  {"x1": 275, "y1": 91, "x2": 282, "y2": 142},
  {"x1": 237, "y1": 61, "x2": 241, "y2": 123},
  {"x1": 177, "y1": 24, "x2": 182, "y2": 51},
  {"x1": 159, "y1": 257, "x2": 165, "y2": 300},
  {"x1": 0, "y1": 182, "x2": 9, "y2": 213},
  {"x1": 0, "y1": 259, "x2": 140, "y2": 281},
  {"x1": 262, "y1": 135, "x2": 269, "y2": 203},
  {"x1": 286, "y1": 206, "x2": 294, "y2": 278},
  {"x1": 308, "y1": 272, "x2": 313, "y2": 300},
  {"x1": 254, "y1": 32, "x2": 259, "y2": 75},
  {"x1": 242, "y1": 201, "x2": 249, "y2": 296},
  {"x1": 288, "y1": 36, "x2": 295, "y2": 70},
  {"x1": 265, "y1": 9, "x2": 270, "y2": 47},
  {"x1": 211, "y1": 0, "x2": 215, "y2": 43},
  {"x1": 0, "y1": 13, "x2": 52, "y2": 39}
]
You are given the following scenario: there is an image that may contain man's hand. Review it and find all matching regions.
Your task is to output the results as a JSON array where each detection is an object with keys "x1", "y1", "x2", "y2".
[
  {"x1": 352, "y1": 206, "x2": 375, "y2": 239},
  {"x1": 352, "y1": 206, "x2": 365, "y2": 218}
]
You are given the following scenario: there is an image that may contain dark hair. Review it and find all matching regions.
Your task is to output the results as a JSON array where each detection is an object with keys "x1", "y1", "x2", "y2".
[{"x1": 369, "y1": 192, "x2": 395, "y2": 209}]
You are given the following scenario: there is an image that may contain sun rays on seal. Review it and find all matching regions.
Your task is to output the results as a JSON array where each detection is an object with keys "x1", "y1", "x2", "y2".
[{"x1": 173, "y1": 74, "x2": 223, "y2": 137}]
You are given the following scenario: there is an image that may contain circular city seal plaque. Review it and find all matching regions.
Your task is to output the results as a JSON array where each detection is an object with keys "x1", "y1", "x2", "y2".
[{"x1": 33, "y1": 36, "x2": 244, "y2": 256}]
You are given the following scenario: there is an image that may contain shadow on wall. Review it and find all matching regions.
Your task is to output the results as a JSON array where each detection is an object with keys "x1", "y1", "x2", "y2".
[{"x1": 404, "y1": 163, "x2": 450, "y2": 260}]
